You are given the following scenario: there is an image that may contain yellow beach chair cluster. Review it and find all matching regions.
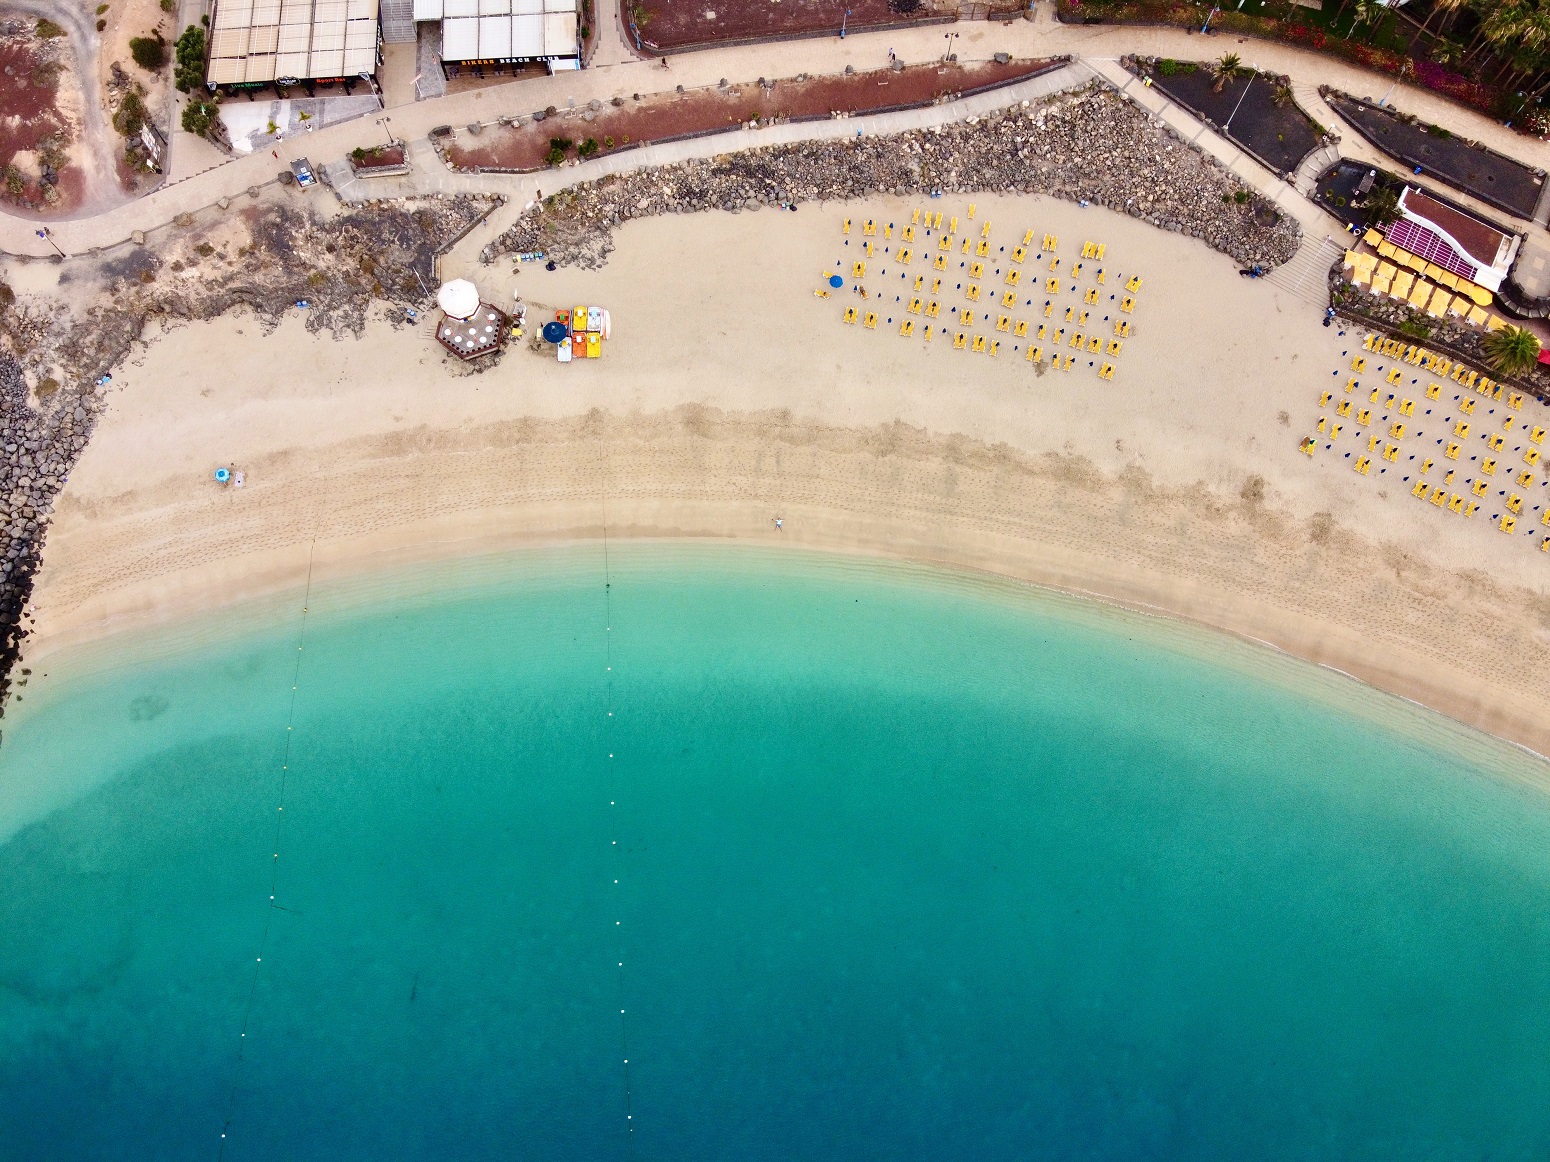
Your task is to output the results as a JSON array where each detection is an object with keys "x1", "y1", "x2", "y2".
[{"x1": 1352, "y1": 247, "x2": 1508, "y2": 329}]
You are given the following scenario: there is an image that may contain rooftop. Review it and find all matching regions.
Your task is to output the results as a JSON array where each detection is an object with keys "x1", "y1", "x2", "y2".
[
  {"x1": 436, "y1": 304, "x2": 508, "y2": 359},
  {"x1": 207, "y1": 0, "x2": 380, "y2": 85}
]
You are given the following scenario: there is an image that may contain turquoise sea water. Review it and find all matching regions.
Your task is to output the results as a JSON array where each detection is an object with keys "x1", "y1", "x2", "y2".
[{"x1": 2, "y1": 544, "x2": 1549, "y2": 1160}]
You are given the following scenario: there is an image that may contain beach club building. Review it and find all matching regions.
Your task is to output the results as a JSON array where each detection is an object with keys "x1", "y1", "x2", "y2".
[
  {"x1": 412, "y1": 0, "x2": 580, "y2": 77},
  {"x1": 1386, "y1": 187, "x2": 1519, "y2": 295},
  {"x1": 205, "y1": 0, "x2": 385, "y2": 91}
]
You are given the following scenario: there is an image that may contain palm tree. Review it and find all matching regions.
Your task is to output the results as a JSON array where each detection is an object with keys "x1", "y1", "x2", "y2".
[
  {"x1": 1482, "y1": 325, "x2": 1543, "y2": 379},
  {"x1": 1352, "y1": 0, "x2": 1386, "y2": 43},
  {"x1": 1210, "y1": 52, "x2": 1245, "y2": 93}
]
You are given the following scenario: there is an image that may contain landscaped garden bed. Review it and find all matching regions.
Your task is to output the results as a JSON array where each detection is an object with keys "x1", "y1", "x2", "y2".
[
  {"x1": 1057, "y1": 0, "x2": 1547, "y2": 137},
  {"x1": 349, "y1": 143, "x2": 410, "y2": 178},
  {"x1": 1130, "y1": 55, "x2": 1324, "y2": 177},
  {"x1": 628, "y1": 0, "x2": 957, "y2": 54},
  {"x1": 442, "y1": 58, "x2": 1065, "y2": 173},
  {"x1": 1323, "y1": 90, "x2": 1544, "y2": 220}
]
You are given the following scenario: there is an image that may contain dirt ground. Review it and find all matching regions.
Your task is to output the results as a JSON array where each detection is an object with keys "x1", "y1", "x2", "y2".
[
  {"x1": 95, "y1": 0, "x2": 176, "y2": 194},
  {"x1": 0, "y1": 16, "x2": 88, "y2": 214},
  {"x1": 445, "y1": 58, "x2": 1060, "y2": 172},
  {"x1": 633, "y1": 0, "x2": 952, "y2": 52}
]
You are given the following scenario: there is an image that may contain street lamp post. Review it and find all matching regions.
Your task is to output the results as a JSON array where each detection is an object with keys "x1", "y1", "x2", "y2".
[
  {"x1": 840, "y1": 6, "x2": 849, "y2": 37},
  {"x1": 943, "y1": 30, "x2": 958, "y2": 61},
  {"x1": 377, "y1": 116, "x2": 394, "y2": 147},
  {"x1": 36, "y1": 227, "x2": 64, "y2": 259},
  {"x1": 1223, "y1": 66, "x2": 1258, "y2": 136},
  {"x1": 1378, "y1": 61, "x2": 1412, "y2": 107}
]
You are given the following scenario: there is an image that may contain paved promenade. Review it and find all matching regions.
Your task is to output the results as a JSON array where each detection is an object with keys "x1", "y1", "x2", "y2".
[{"x1": 4, "y1": 6, "x2": 1546, "y2": 273}]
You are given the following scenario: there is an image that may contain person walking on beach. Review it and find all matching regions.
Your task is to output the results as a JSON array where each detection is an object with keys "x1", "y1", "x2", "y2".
[{"x1": 773, "y1": 517, "x2": 784, "y2": 531}]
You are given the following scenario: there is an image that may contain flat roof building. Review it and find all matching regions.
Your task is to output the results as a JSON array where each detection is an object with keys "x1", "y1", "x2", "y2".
[
  {"x1": 207, "y1": 0, "x2": 381, "y2": 88},
  {"x1": 414, "y1": 0, "x2": 578, "y2": 77}
]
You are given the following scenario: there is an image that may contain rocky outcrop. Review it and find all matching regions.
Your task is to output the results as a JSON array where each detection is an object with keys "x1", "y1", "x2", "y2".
[{"x1": 487, "y1": 85, "x2": 1302, "y2": 272}]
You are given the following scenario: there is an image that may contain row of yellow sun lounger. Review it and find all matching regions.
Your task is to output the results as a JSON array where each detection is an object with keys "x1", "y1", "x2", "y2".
[
  {"x1": 1358, "y1": 334, "x2": 1525, "y2": 408},
  {"x1": 1360, "y1": 229, "x2": 1494, "y2": 307},
  {"x1": 1345, "y1": 251, "x2": 1504, "y2": 329}
]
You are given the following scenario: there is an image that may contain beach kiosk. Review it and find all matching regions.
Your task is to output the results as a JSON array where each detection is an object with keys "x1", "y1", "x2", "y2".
[{"x1": 435, "y1": 279, "x2": 507, "y2": 361}]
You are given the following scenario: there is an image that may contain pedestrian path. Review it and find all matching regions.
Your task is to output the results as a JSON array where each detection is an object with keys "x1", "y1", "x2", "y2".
[{"x1": 3, "y1": 14, "x2": 1544, "y2": 265}]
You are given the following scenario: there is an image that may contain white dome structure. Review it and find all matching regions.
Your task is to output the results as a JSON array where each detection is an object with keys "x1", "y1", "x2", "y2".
[{"x1": 437, "y1": 279, "x2": 481, "y2": 320}]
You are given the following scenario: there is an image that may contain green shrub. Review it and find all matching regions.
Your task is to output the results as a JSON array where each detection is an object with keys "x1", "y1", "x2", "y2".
[
  {"x1": 181, "y1": 95, "x2": 219, "y2": 137},
  {"x1": 113, "y1": 89, "x2": 148, "y2": 135},
  {"x1": 160, "y1": 0, "x2": 174, "y2": 11},
  {"x1": 351, "y1": 146, "x2": 366, "y2": 162},
  {"x1": 602, "y1": 135, "x2": 614, "y2": 148},
  {"x1": 549, "y1": 136, "x2": 574, "y2": 153},
  {"x1": 130, "y1": 34, "x2": 167, "y2": 69},
  {"x1": 174, "y1": 25, "x2": 206, "y2": 92},
  {"x1": 544, "y1": 145, "x2": 566, "y2": 166},
  {"x1": 4, "y1": 165, "x2": 24, "y2": 196},
  {"x1": 35, "y1": 18, "x2": 65, "y2": 37},
  {"x1": 97, "y1": 4, "x2": 109, "y2": 13},
  {"x1": 577, "y1": 137, "x2": 599, "y2": 158},
  {"x1": 97, "y1": 19, "x2": 106, "y2": 30},
  {"x1": 1157, "y1": 58, "x2": 1181, "y2": 76},
  {"x1": 1426, "y1": 123, "x2": 1451, "y2": 139}
]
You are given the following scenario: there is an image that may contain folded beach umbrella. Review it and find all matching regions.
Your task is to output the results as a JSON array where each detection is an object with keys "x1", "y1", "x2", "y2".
[{"x1": 437, "y1": 279, "x2": 481, "y2": 320}]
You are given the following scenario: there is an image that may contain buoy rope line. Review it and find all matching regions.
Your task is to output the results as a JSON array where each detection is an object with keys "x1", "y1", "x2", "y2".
[
  {"x1": 600, "y1": 424, "x2": 638, "y2": 1152},
  {"x1": 216, "y1": 538, "x2": 316, "y2": 1159}
]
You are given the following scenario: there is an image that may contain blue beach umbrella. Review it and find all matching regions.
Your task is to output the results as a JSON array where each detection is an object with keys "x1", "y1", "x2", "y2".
[
  {"x1": 542, "y1": 321, "x2": 569, "y2": 344},
  {"x1": 829, "y1": 275, "x2": 843, "y2": 288},
  {"x1": 214, "y1": 467, "x2": 230, "y2": 483}
]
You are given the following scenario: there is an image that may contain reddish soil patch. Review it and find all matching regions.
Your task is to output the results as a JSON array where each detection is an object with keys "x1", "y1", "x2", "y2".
[
  {"x1": 354, "y1": 144, "x2": 407, "y2": 169},
  {"x1": 633, "y1": 0, "x2": 950, "y2": 52},
  {"x1": 0, "y1": 28, "x2": 84, "y2": 215},
  {"x1": 446, "y1": 58, "x2": 1061, "y2": 172}
]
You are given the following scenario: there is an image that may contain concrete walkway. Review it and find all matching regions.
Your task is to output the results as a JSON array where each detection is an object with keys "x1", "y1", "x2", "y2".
[{"x1": 3, "y1": 9, "x2": 1546, "y2": 263}]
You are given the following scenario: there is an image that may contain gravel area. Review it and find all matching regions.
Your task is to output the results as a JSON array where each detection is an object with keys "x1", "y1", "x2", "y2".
[
  {"x1": 486, "y1": 84, "x2": 1302, "y2": 272},
  {"x1": 0, "y1": 193, "x2": 494, "y2": 721}
]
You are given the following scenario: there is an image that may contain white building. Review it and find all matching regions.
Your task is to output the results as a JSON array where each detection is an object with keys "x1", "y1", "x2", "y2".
[
  {"x1": 206, "y1": 0, "x2": 381, "y2": 88},
  {"x1": 413, "y1": 0, "x2": 579, "y2": 77}
]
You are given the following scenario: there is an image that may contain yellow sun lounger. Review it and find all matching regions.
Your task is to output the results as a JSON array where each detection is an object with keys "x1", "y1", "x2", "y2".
[
  {"x1": 1355, "y1": 457, "x2": 1372, "y2": 475},
  {"x1": 1007, "y1": 269, "x2": 1022, "y2": 287},
  {"x1": 1107, "y1": 339, "x2": 1123, "y2": 356},
  {"x1": 953, "y1": 332, "x2": 967, "y2": 350},
  {"x1": 863, "y1": 312, "x2": 877, "y2": 329},
  {"x1": 925, "y1": 300, "x2": 940, "y2": 317},
  {"x1": 899, "y1": 320, "x2": 915, "y2": 337},
  {"x1": 843, "y1": 306, "x2": 858, "y2": 324},
  {"x1": 1445, "y1": 441, "x2": 1462, "y2": 459},
  {"x1": 1002, "y1": 291, "x2": 1018, "y2": 308},
  {"x1": 966, "y1": 285, "x2": 981, "y2": 302},
  {"x1": 1098, "y1": 362, "x2": 1115, "y2": 380},
  {"x1": 1027, "y1": 345, "x2": 1043, "y2": 363},
  {"x1": 1013, "y1": 320, "x2": 1029, "y2": 337},
  {"x1": 1482, "y1": 457, "x2": 1498, "y2": 475},
  {"x1": 1084, "y1": 287, "x2": 1098, "y2": 304},
  {"x1": 1012, "y1": 246, "x2": 1026, "y2": 263},
  {"x1": 1120, "y1": 296, "x2": 1135, "y2": 313},
  {"x1": 1412, "y1": 480, "x2": 1431, "y2": 498},
  {"x1": 1526, "y1": 448, "x2": 1542, "y2": 467},
  {"x1": 1125, "y1": 276, "x2": 1142, "y2": 293},
  {"x1": 1501, "y1": 516, "x2": 1517, "y2": 533},
  {"x1": 996, "y1": 315, "x2": 1011, "y2": 333},
  {"x1": 1046, "y1": 277, "x2": 1061, "y2": 293}
]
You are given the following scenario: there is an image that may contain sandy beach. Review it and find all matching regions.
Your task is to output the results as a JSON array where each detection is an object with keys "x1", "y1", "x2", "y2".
[{"x1": 18, "y1": 192, "x2": 1550, "y2": 754}]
